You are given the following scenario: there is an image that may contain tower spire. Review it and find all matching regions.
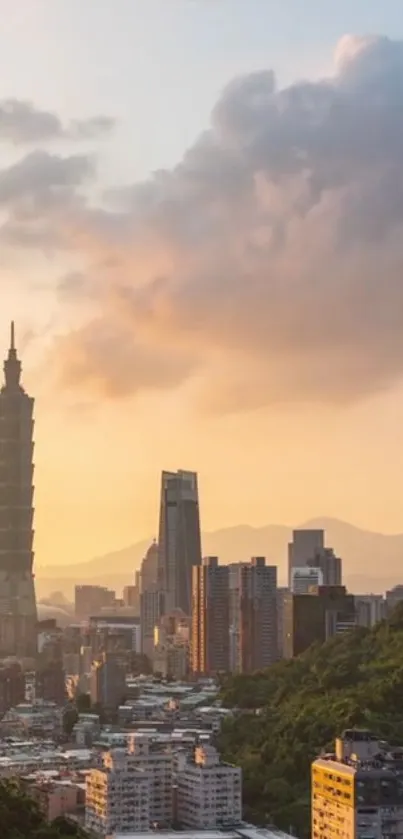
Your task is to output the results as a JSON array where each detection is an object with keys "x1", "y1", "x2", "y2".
[{"x1": 3, "y1": 320, "x2": 21, "y2": 389}]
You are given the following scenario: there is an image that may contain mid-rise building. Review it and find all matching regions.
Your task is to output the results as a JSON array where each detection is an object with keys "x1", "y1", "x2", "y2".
[
  {"x1": 0, "y1": 323, "x2": 37, "y2": 661},
  {"x1": 291, "y1": 566, "x2": 323, "y2": 594},
  {"x1": 153, "y1": 610, "x2": 190, "y2": 679},
  {"x1": 177, "y1": 744, "x2": 242, "y2": 829},
  {"x1": 312, "y1": 729, "x2": 403, "y2": 839},
  {"x1": 74, "y1": 586, "x2": 116, "y2": 621},
  {"x1": 355, "y1": 594, "x2": 386, "y2": 627},
  {"x1": 86, "y1": 749, "x2": 150, "y2": 836},
  {"x1": 238, "y1": 558, "x2": 278, "y2": 672},
  {"x1": 191, "y1": 557, "x2": 230, "y2": 676},
  {"x1": 86, "y1": 733, "x2": 174, "y2": 834},
  {"x1": 90, "y1": 653, "x2": 126, "y2": 709},
  {"x1": 284, "y1": 585, "x2": 356, "y2": 658},
  {"x1": 158, "y1": 470, "x2": 202, "y2": 615},
  {"x1": 0, "y1": 660, "x2": 25, "y2": 715}
]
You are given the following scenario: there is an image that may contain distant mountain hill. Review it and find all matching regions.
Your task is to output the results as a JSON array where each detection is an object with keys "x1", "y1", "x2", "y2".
[{"x1": 35, "y1": 517, "x2": 403, "y2": 599}]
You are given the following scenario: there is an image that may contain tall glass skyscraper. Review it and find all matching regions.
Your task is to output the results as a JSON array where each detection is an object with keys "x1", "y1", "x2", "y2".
[
  {"x1": 0, "y1": 323, "x2": 37, "y2": 661},
  {"x1": 157, "y1": 470, "x2": 202, "y2": 616}
]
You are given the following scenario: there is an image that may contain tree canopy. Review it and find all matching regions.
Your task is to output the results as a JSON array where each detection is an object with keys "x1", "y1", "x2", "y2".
[
  {"x1": 218, "y1": 604, "x2": 403, "y2": 838},
  {"x1": 0, "y1": 779, "x2": 89, "y2": 838}
]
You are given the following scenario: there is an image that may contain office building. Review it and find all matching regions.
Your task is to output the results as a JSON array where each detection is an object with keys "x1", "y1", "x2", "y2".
[
  {"x1": 288, "y1": 529, "x2": 342, "y2": 588},
  {"x1": 237, "y1": 558, "x2": 277, "y2": 673},
  {"x1": 74, "y1": 586, "x2": 116, "y2": 621},
  {"x1": 291, "y1": 566, "x2": 323, "y2": 594},
  {"x1": 158, "y1": 470, "x2": 202, "y2": 615},
  {"x1": 191, "y1": 557, "x2": 230, "y2": 676},
  {"x1": 0, "y1": 323, "x2": 37, "y2": 661},
  {"x1": 312, "y1": 729, "x2": 403, "y2": 839},
  {"x1": 284, "y1": 585, "x2": 356, "y2": 658},
  {"x1": 177, "y1": 745, "x2": 242, "y2": 829},
  {"x1": 140, "y1": 540, "x2": 159, "y2": 594},
  {"x1": 90, "y1": 653, "x2": 126, "y2": 709}
]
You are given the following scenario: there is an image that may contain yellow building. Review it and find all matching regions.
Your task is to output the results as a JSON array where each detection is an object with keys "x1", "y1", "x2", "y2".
[{"x1": 312, "y1": 730, "x2": 403, "y2": 839}]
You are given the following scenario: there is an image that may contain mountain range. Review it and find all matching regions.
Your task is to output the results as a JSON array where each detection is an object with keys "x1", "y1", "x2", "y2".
[{"x1": 35, "y1": 517, "x2": 403, "y2": 600}]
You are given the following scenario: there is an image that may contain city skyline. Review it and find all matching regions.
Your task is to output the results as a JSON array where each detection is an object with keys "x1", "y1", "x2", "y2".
[{"x1": 3, "y1": 4, "x2": 403, "y2": 567}]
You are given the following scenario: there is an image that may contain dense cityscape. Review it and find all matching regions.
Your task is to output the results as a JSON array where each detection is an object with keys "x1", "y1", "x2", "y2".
[
  {"x1": 2, "y1": 6, "x2": 403, "y2": 839},
  {"x1": 0, "y1": 327, "x2": 401, "y2": 839}
]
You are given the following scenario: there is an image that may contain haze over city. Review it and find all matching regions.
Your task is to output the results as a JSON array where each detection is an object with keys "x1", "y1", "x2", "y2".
[{"x1": 1, "y1": 1, "x2": 403, "y2": 569}]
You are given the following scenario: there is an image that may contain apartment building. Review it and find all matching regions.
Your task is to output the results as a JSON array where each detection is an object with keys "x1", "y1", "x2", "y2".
[
  {"x1": 86, "y1": 733, "x2": 174, "y2": 834},
  {"x1": 85, "y1": 749, "x2": 150, "y2": 836},
  {"x1": 238, "y1": 558, "x2": 278, "y2": 672},
  {"x1": 177, "y1": 744, "x2": 242, "y2": 829},
  {"x1": 312, "y1": 729, "x2": 403, "y2": 839}
]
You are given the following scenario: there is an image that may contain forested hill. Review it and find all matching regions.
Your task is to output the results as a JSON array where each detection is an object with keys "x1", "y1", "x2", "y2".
[{"x1": 217, "y1": 605, "x2": 403, "y2": 839}]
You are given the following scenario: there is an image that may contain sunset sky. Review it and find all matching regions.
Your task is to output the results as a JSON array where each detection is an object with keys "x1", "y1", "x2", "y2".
[{"x1": 3, "y1": 0, "x2": 403, "y2": 567}]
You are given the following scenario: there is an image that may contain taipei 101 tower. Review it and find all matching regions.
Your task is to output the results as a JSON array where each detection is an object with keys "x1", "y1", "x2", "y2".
[{"x1": 0, "y1": 323, "x2": 37, "y2": 662}]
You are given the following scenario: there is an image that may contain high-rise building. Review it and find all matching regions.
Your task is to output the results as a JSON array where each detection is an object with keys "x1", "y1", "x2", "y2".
[
  {"x1": 140, "y1": 589, "x2": 164, "y2": 660},
  {"x1": 238, "y1": 558, "x2": 278, "y2": 673},
  {"x1": 139, "y1": 540, "x2": 159, "y2": 594},
  {"x1": 191, "y1": 557, "x2": 230, "y2": 676},
  {"x1": 283, "y1": 585, "x2": 356, "y2": 658},
  {"x1": 312, "y1": 730, "x2": 403, "y2": 839},
  {"x1": 288, "y1": 529, "x2": 342, "y2": 589},
  {"x1": 0, "y1": 323, "x2": 37, "y2": 660},
  {"x1": 228, "y1": 563, "x2": 248, "y2": 672},
  {"x1": 157, "y1": 470, "x2": 202, "y2": 615}
]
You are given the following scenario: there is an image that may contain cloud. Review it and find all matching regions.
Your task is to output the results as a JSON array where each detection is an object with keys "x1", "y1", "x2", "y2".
[
  {"x1": 0, "y1": 99, "x2": 115, "y2": 145},
  {"x1": 27, "y1": 35, "x2": 403, "y2": 409}
]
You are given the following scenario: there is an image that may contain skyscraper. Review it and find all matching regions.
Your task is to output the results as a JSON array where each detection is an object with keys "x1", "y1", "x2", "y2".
[
  {"x1": 191, "y1": 557, "x2": 230, "y2": 676},
  {"x1": 288, "y1": 529, "x2": 342, "y2": 589},
  {"x1": 0, "y1": 323, "x2": 37, "y2": 660},
  {"x1": 158, "y1": 470, "x2": 202, "y2": 615},
  {"x1": 238, "y1": 558, "x2": 278, "y2": 672}
]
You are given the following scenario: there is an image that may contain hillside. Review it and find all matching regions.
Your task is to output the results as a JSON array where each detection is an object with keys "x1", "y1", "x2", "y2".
[
  {"x1": 36, "y1": 517, "x2": 403, "y2": 598},
  {"x1": 218, "y1": 605, "x2": 403, "y2": 838}
]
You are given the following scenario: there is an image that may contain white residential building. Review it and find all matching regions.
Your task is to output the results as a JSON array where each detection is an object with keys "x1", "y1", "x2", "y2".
[
  {"x1": 86, "y1": 733, "x2": 174, "y2": 835},
  {"x1": 177, "y1": 745, "x2": 242, "y2": 829},
  {"x1": 86, "y1": 749, "x2": 150, "y2": 836}
]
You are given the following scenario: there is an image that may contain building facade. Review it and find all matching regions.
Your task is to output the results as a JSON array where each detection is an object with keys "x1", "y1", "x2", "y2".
[
  {"x1": 284, "y1": 585, "x2": 356, "y2": 658},
  {"x1": 238, "y1": 558, "x2": 278, "y2": 672},
  {"x1": 312, "y1": 730, "x2": 403, "y2": 839},
  {"x1": 191, "y1": 557, "x2": 230, "y2": 676},
  {"x1": 86, "y1": 734, "x2": 174, "y2": 834},
  {"x1": 177, "y1": 745, "x2": 242, "y2": 829},
  {"x1": 288, "y1": 529, "x2": 342, "y2": 589},
  {"x1": 0, "y1": 323, "x2": 37, "y2": 661},
  {"x1": 157, "y1": 470, "x2": 202, "y2": 616}
]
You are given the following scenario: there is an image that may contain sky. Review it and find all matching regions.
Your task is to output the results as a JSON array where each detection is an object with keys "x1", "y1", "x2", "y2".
[{"x1": 2, "y1": 1, "x2": 403, "y2": 566}]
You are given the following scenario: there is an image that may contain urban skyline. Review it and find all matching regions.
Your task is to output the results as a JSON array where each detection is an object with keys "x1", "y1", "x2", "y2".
[{"x1": 1, "y1": 6, "x2": 403, "y2": 569}]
